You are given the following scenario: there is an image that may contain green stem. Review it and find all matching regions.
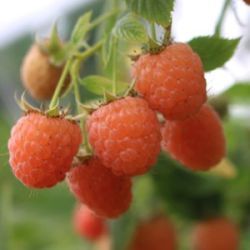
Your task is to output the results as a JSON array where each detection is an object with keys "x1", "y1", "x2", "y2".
[
  {"x1": 163, "y1": 21, "x2": 172, "y2": 46},
  {"x1": 89, "y1": 10, "x2": 118, "y2": 30},
  {"x1": 72, "y1": 62, "x2": 81, "y2": 105},
  {"x1": 214, "y1": 0, "x2": 230, "y2": 36},
  {"x1": 150, "y1": 22, "x2": 157, "y2": 41},
  {"x1": 112, "y1": 38, "x2": 118, "y2": 95},
  {"x1": 49, "y1": 59, "x2": 72, "y2": 109},
  {"x1": 75, "y1": 40, "x2": 103, "y2": 60}
]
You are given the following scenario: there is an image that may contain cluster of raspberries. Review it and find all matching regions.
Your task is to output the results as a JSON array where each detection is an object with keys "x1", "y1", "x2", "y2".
[{"x1": 8, "y1": 42, "x2": 226, "y2": 219}]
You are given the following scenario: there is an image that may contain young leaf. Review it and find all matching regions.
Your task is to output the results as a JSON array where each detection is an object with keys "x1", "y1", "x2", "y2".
[
  {"x1": 126, "y1": 0, "x2": 174, "y2": 26},
  {"x1": 221, "y1": 82, "x2": 250, "y2": 103},
  {"x1": 113, "y1": 14, "x2": 147, "y2": 42},
  {"x1": 80, "y1": 75, "x2": 128, "y2": 95},
  {"x1": 70, "y1": 11, "x2": 92, "y2": 47},
  {"x1": 188, "y1": 36, "x2": 240, "y2": 72}
]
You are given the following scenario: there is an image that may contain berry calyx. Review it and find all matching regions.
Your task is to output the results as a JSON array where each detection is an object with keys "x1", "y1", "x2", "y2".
[
  {"x1": 67, "y1": 157, "x2": 132, "y2": 218},
  {"x1": 192, "y1": 217, "x2": 239, "y2": 250},
  {"x1": 161, "y1": 104, "x2": 226, "y2": 171},
  {"x1": 86, "y1": 96, "x2": 161, "y2": 176},
  {"x1": 132, "y1": 43, "x2": 207, "y2": 120},
  {"x1": 8, "y1": 112, "x2": 82, "y2": 188},
  {"x1": 73, "y1": 204, "x2": 107, "y2": 241}
]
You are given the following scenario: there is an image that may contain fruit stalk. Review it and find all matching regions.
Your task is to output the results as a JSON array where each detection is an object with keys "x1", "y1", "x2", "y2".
[
  {"x1": 214, "y1": 0, "x2": 230, "y2": 36},
  {"x1": 112, "y1": 37, "x2": 118, "y2": 95},
  {"x1": 75, "y1": 40, "x2": 103, "y2": 60},
  {"x1": 49, "y1": 59, "x2": 72, "y2": 109}
]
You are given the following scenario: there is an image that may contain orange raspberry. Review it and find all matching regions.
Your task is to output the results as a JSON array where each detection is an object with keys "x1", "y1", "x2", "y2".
[
  {"x1": 8, "y1": 112, "x2": 82, "y2": 188},
  {"x1": 67, "y1": 157, "x2": 132, "y2": 218},
  {"x1": 73, "y1": 204, "x2": 107, "y2": 241},
  {"x1": 21, "y1": 43, "x2": 70, "y2": 100},
  {"x1": 162, "y1": 105, "x2": 226, "y2": 170},
  {"x1": 129, "y1": 216, "x2": 176, "y2": 250},
  {"x1": 192, "y1": 217, "x2": 239, "y2": 250},
  {"x1": 161, "y1": 104, "x2": 226, "y2": 171},
  {"x1": 86, "y1": 97, "x2": 161, "y2": 176},
  {"x1": 132, "y1": 43, "x2": 207, "y2": 120}
]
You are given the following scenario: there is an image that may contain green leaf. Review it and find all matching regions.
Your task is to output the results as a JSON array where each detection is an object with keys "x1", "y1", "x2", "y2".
[
  {"x1": 221, "y1": 82, "x2": 250, "y2": 103},
  {"x1": 70, "y1": 11, "x2": 92, "y2": 47},
  {"x1": 113, "y1": 14, "x2": 147, "y2": 42},
  {"x1": 80, "y1": 75, "x2": 128, "y2": 95},
  {"x1": 188, "y1": 36, "x2": 240, "y2": 72},
  {"x1": 126, "y1": 0, "x2": 174, "y2": 26},
  {"x1": 150, "y1": 153, "x2": 224, "y2": 220}
]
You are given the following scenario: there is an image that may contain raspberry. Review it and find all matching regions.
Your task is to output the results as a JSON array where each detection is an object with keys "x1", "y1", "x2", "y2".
[
  {"x1": 86, "y1": 97, "x2": 161, "y2": 176},
  {"x1": 161, "y1": 104, "x2": 226, "y2": 171},
  {"x1": 8, "y1": 112, "x2": 82, "y2": 188},
  {"x1": 192, "y1": 217, "x2": 239, "y2": 250},
  {"x1": 129, "y1": 216, "x2": 176, "y2": 250},
  {"x1": 67, "y1": 157, "x2": 132, "y2": 218},
  {"x1": 132, "y1": 43, "x2": 207, "y2": 120},
  {"x1": 21, "y1": 43, "x2": 70, "y2": 100},
  {"x1": 73, "y1": 204, "x2": 107, "y2": 241}
]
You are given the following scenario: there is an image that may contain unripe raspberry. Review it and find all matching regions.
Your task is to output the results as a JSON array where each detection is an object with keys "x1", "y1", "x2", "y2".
[
  {"x1": 8, "y1": 112, "x2": 82, "y2": 188},
  {"x1": 21, "y1": 43, "x2": 70, "y2": 100},
  {"x1": 73, "y1": 204, "x2": 107, "y2": 241},
  {"x1": 133, "y1": 43, "x2": 207, "y2": 120},
  {"x1": 86, "y1": 97, "x2": 161, "y2": 176},
  {"x1": 129, "y1": 216, "x2": 176, "y2": 250},
  {"x1": 192, "y1": 217, "x2": 239, "y2": 250},
  {"x1": 67, "y1": 157, "x2": 132, "y2": 218},
  {"x1": 161, "y1": 104, "x2": 226, "y2": 171}
]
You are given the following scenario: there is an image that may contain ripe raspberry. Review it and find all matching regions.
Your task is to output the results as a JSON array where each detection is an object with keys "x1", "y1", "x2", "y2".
[
  {"x1": 86, "y1": 97, "x2": 161, "y2": 176},
  {"x1": 8, "y1": 112, "x2": 82, "y2": 188},
  {"x1": 21, "y1": 43, "x2": 70, "y2": 100},
  {"x1": 161, "y1": 104, "x2": 226, "y2": 171},
  {"x1": 73, "y1": 204, "x2": 107, "y2": 241},
  {"x1": 132, "y1": 43, "x2": 207, "y2": 120},
  {"x1": 67, "y1": 157, "x2": 132, "y2": 218},
  {"x1": 129, "y1": 216, "x2": 176, "y2": 250},
  {"x1": 192, "y1": 217, "x2": 239, "y2": 250}
]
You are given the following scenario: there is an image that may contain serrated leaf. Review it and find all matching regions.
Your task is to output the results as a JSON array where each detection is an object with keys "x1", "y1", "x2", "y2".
[
  {"x1": 126, "y1": 0, "x2": 174, "y2": 26},
  {"x1": 113, "y1": 14, "x2": 147, "y2": 42},
  {"x1": 80, "y1": 75, "x2": 128, "y2": 95},
  {"x1": 70, "y1": 11, "x2": 92, "y2": 47},
  {"x1": 188, "y1": 36, "x2": 240, "y2": 72},
  {"x1": 221, "y1": 82, "x2": 250, "y2": 103}
]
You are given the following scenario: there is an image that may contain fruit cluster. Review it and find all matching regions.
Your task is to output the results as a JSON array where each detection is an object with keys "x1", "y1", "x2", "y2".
[{"x1": 7, "y1": 38, "x2": 226, "y2": 222}]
